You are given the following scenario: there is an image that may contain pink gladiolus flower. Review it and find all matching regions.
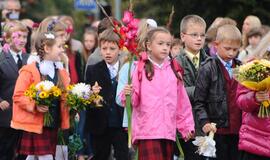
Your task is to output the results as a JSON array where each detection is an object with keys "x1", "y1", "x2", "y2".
[
  {"x1": 126, "y1": 32, "x2": 134, "y2": 39},
  {"x1": 122, "y1": 11, "x2": 134, "y2": 24},
  {"x1": 130, "y1": 30, "x2": 137, "y2": 37},
  {"x1": 124, "y1": 41, "x2": 129, "y2": 46},
  {"x1": 122, "y1": 26, "x2": 129, "y2": 32},
  {"x1": 128, "y1": 18, "x2": 140, "y2": 29}
]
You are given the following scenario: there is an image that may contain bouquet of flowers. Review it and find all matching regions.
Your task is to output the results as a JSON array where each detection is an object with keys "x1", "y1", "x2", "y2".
[
  {"x1": 192, "y1": 123, "x2": 216, "y2": 159},
  {"x1": 234, "y1": 59, "x2": 270, "y2": 118},
  {"x1": 25, "y1": 80, "x2": 62, "y2": 126},
  {"x1": 66, "y1": 82, "x2": 103, "y2": 112}
]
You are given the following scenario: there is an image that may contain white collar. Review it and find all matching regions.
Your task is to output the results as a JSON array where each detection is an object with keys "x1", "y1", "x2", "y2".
[
  {"x1": 106, "y1": 61, "x2": 120, "y2": 71},
  {"x1": 10, "y1": 49, "x2": 22, "y2": 58},
  {"x1": 148, "y1": 56, "x2": 168, "y2": 68},
  {"x1": 39, "y1": 60, "x2": 64, "y2": 79}
]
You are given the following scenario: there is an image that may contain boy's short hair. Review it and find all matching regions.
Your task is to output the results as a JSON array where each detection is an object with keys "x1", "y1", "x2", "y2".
[
  {"x1": 216, "y1": 25, "x2": 241, "y2": 43},
  {"x1": 98, "y1": 28, "x2": 120, "y2": 47},
  {"x1": 97, "y1": 17, "x2": 120, "y2": 35},
  {"x1": 247, "y1": 27, "x2": 262, "y2": 38},
  {"x1": 171, "y1": 38, "x2": 182, "y2": 48},
  {"x1": 180, "y1": 15, "x2": 206, "y2": 33},
  {"x1": 4, "y1": 20, "x2": 28, "y2": 43}
]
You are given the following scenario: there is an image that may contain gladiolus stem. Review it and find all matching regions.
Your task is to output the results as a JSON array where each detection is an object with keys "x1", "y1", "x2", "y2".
[{"x1": 126, "y1": 56, "x2": 134, "y2": 148}]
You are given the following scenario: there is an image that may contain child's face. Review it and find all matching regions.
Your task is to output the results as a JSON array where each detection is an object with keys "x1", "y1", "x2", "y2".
[
  {"x1": 55, "y1": 31, "x2": 68, "y2": 43},
  {"x1": 44, "y1": 39, "x2": 64, "y2": 62},
  {"x1": 147, "y1": 32, "x2": 171, "y2": 64},
  {"x1": 171, "y1": 44, "x2": 182, "y2": 57},
  {"x1": 242, "y1": 18, "x2": 251, "y2": 34},
  {"x1": 181, "y1": 23, "x2": 205, "y2": 54},
  {"x1": 100, "y1": 41, "x2": 120, "y2": 65},
  {"x1": 215, "y1": 40, "x2": 240, "y2": 62},
  {"x1": 10, "y1": 31, "x2": 27, "y2": 52},
  {"x1": 84, "y1": 34, "x2": 96, "y2": 51},
  {"x1": 248, "y1": 35, "x2": 261, "y2": 47}
]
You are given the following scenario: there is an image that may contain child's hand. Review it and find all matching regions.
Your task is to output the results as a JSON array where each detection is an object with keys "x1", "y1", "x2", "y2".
[
  {"x1": 255, "y1": 91, "x2": 269, "y2": 102},
  {"x1": 185, "y1": 131, "x2": 194, "y2": 141},
  {"x1": 92, "y1": 82, "x2": 102, "y2": 94},
  {"x1": 202, "y1": 123, "x2": 217, "y2": 134},
  {"x1": 36, "y1": 105, "x2": 49, "y2": 113},
  {"x1": 124, "y1": 84, "x2": 132, "y2": 95},
  {"x1": 0, "y1": 100, "x2": 10, "y2": 110}
]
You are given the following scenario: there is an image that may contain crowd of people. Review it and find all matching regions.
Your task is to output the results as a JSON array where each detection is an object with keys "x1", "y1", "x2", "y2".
[{"x1": 0, "y1": 0, "x2": 270, "y2": 160}]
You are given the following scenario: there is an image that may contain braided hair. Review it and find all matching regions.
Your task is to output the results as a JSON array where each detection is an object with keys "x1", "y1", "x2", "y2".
[
  {"x1": 35, "y1": 32, "x2": 56, "y2": 61},
  {"x1": 35, "y1": 32, "x2": 65, "y2": 90}
]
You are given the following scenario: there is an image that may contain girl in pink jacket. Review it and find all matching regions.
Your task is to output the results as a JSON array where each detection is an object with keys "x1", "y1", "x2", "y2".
[
  {"x1": 122, "y1": 27, "x2": 194, "y2": 159},
  {"x1": 236, "y1": 84, "x2": 270, "y2": 160}
]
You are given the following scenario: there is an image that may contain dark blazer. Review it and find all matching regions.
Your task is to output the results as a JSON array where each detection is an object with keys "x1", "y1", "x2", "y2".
[
  {"x1": 85, "y1": 60, "x2": 124, "y2": 135},
  {"x1": 176, "y1": 49, "x2": 208, "y2": 136},
  {"x1": 0, "y1": 51, "x2": 29, "y2": 127},
  {"x1": 176, "y1": 49, "x2": 208, "y2": 102}
]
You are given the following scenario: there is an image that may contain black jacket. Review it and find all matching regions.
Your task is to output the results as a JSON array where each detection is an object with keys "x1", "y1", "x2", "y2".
[
  {"x1": 0, "y1": 51, "x2": 29, "y2": 127},
  {"x1": 85, "y1": 60, "x2": 124, "y2": 135},
  {"x1": 193, "y1": 56, "x2": 241, "y2": 129}
]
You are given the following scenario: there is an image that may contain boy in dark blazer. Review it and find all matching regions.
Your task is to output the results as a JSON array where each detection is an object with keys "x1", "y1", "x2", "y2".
[
  {"x1": 0, "y1": 21, "x2": 29, "y2": 160},
  {"x1": 85, "y1": 28, "x2": 128, "y2": 160},
  {"x1": 175, "y1": 15, "x2": 208, "y2": 160}
]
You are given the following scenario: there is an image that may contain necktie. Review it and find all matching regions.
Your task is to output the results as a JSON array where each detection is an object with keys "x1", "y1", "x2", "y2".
[
  {"x1": 192, "y1": 56, "x2": 199, "y2": 68},
  {"x1": 225, "y1": 62, "x2": 233, "y2": 78},
  {"x1": 109, "y1": 66, "x2": 117, "y2": 79},
  {"x1": 17, "y1": 54, "x2": 22, "y2": 70}
]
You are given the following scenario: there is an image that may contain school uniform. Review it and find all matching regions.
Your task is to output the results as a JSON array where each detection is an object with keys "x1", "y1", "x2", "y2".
[
  {"x1": 0, "y1": 50, "x2": 29, "y2": 160},
  {"x1": 11, "y1": 61, "x2": 70, "y2": 156},
  {"x1": 176, "y1": 49, "x2": 208, "y2": 160},
  {"x1": 85, "y1": 60, "x2": 128, "y2": 160},
  {"x1": 194, "y1": 55, "x2": 242, "y2": 160}
]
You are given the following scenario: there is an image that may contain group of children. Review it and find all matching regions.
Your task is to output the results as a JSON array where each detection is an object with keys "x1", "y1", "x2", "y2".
[{"x1": 0, "y1": 10, "x2": 270, "y2": 160}]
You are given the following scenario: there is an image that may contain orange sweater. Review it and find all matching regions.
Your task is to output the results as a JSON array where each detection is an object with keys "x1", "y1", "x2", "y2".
[{"x1": 11, "y1": 62, "x2": 70, "y2": 134}]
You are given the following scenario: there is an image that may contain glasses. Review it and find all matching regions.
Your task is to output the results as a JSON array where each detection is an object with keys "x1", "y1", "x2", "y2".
[{"x1": 184, "y1": 33, "x2": 206, "y2": 39}]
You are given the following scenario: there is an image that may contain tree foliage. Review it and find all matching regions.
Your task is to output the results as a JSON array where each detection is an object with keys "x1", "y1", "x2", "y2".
[{"x1": 20, "y1": 0, "x2": 270, "y2": 38}]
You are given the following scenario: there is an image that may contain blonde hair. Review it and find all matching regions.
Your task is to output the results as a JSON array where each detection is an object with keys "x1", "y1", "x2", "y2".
[
  {"x1": 35, "y1": 32, "x2": 56, "y2": 61},
  {"x1": 242, "y1": 15, "x2": 262, "y2": 48},
  {"x1": 136, "y1": 19, "x2": 151, "y2": 52},
  {"x1": 216, "y1": 24, "x2": 241, "y2": 43},
  {"x1": 31, "y1": 16, "x2": 67, "y2": 52},
  {"x1": 244, "y1": 15, "x2": 261, "y2": 32},
  {"x1": 206, "y1": 17, "x2": 237, "y2": 43},
  {"x1": 59, "y1": 15, "x2": 74, "y2": 26},
  {"x1": 4, "y1": 20, "x2": 28, "y2": 44},
  {"x1": 180, "y1": 15, "x2": 206, "y2": 33}
]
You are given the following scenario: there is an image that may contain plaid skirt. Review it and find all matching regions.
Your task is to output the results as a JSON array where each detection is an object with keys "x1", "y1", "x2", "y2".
[
  {"x1": 17, "y1": 128, "x2": 58, "y2": 155},
  {"x1": 137, "y1": 139, "x2": 174, "y2": 160}
]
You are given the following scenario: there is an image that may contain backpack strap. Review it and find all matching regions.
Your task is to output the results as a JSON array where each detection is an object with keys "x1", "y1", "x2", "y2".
[
  {"x1": 137, "y1": 51, "x2": 148, "y2": 82},
  {"x1": 171, "y1": 58, "x2": 184, "y2": 81}
]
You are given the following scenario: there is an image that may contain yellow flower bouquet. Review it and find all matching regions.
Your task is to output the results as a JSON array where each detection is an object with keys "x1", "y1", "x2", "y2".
[
  {"x1": 25, "y1": 80, "x2": 62, "y2": 126},
  {"x1": 66, "y1": 82, "x2": 103, "y2": 112},
  {"x1": 234, "y1": 59, "x2": 270, "y2": 118}
]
